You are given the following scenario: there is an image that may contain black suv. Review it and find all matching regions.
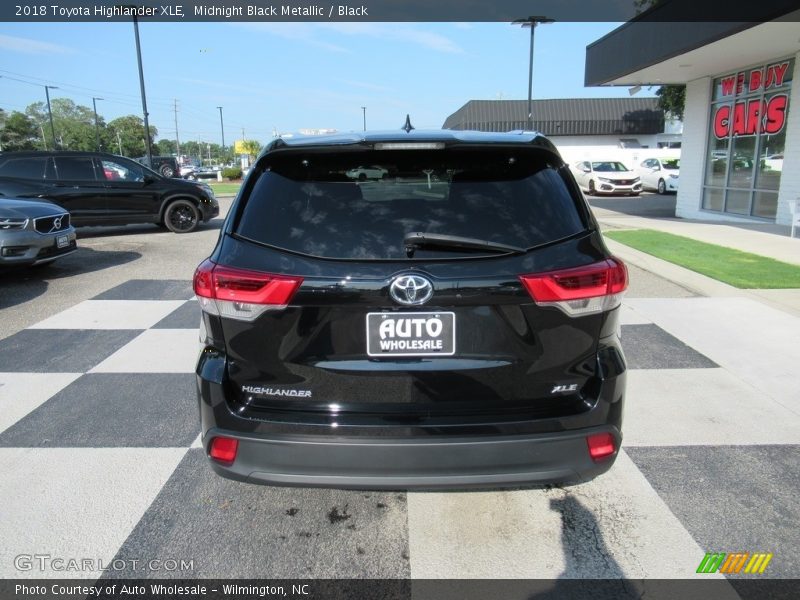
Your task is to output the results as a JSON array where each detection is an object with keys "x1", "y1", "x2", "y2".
[
  {"x1": 135, "y1": 155, "x2": 180, "y2": 178},
  {"x1": 194, "y1": 130, "x2": 627, "y2": 488},
  {"x1": 0, "y1": 151, "x2": 219, "y2": 233}
]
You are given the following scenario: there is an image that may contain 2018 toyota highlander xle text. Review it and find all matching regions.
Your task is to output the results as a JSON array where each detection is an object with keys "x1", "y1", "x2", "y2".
[{"x1": 194, "y1": 129, "x2": 628, "y2": 489}]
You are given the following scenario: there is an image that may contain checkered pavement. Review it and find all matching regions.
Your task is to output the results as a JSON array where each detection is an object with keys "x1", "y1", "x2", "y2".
[{"x1": 1, "y1": 280, "x2": 798, "y2": 580}]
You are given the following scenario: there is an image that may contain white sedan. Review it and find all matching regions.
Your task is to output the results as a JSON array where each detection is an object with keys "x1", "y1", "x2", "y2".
[
  {"x1": 571, "y1": 160, "x2": 642, "y2": 196},
  {"x1": 638, "y1": 157, "x2": 680, "y2": 194}
]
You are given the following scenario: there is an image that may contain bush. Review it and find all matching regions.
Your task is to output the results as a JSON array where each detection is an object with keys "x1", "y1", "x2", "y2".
[{"x1": 222, "y1": 166, "x2": 242, "y2": 180}]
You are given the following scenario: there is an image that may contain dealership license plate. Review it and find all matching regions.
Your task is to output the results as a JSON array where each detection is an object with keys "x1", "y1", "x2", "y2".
[
  {"x1": 366, "y1": 312, "x2": 455, "y2": 357},
  {"x1": 56, "y1": 235, "x2": 69, "y2": 248}
]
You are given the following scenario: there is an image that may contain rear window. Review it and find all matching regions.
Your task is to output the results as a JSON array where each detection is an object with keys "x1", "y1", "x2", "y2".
[
  {"x1": 0, "y1": 157, "x2": 48, "y2": 179},
  {"x1": 236, "y1": 149, "x2": 585, "y2": 260}
]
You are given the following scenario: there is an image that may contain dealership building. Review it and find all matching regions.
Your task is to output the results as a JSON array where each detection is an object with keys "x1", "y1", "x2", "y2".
[{"x1": 585, "y1": 6, "x2": 799, "y2": 226}]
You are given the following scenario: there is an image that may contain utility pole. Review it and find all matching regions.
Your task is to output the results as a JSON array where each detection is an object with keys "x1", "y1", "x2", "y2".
[
  {"x1": 132, "y1": 14, "x2": 153, "y2": 163},
  {"x1": 92, "y1": 97, "x2": 103, "y2": 151},
  {"x1": 44, "y1": 85, "x2": 58, "y2": 149},
  {"x1": 361, "y1": 106, "x2": 366, "y2": 131},
  {"x1": 216, "y1": 106, "x2": 225, "y2": 157},
  {"x1": 116, "y1": 130, "x2": 123, "y2": 155},
  {"x1": 512, "y1": 16, "x2": 555, "y2": 130},
  {"x1": 40, "y1": 125, "x2": 48, "y2": 151},
  {"x1": 173, "y1": 99, "x2": 181, "y2": 159}
]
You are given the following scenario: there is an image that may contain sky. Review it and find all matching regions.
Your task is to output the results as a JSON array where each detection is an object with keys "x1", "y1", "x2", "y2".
[{"x1": 0, "y1": 21, "x2": 653, "y2": 145}]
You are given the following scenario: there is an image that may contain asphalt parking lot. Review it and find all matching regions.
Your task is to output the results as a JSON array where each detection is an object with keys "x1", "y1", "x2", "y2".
[{"x1": 1, "y1": 192, "x2": 798, "y2": 586}]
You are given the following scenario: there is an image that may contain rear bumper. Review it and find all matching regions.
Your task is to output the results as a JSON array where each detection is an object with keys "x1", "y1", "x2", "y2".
[{"x1": 202, "y1": 425, "x2": 620, "y2": 489}]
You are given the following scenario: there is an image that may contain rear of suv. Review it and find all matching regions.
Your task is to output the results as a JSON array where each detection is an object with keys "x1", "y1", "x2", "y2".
[{"x1": 195, "y1": 130, "x2": 628, "y2": 489}]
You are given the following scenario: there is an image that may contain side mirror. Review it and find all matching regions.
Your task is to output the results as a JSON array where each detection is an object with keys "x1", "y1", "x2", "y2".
[{"x1": 143, "y1": 174, "x2": 158, "y2": 185}]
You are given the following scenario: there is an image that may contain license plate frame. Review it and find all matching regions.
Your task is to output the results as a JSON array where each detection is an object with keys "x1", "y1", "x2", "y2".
[
  {"x1": 366, "y1": 311, "x2": 456, "y2": 357},
  {"x1": 56, "y1": 234, "x2": 69, "y2": 249}
]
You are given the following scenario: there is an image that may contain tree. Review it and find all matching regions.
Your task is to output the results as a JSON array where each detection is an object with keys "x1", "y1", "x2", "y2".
[
  {"x1": 156, "y1": 139, "x2": 177, "y2": 156},
  {"x1": 238, "y1": 139, "x2": 262, "y2": 159},
  {"x1": 656, "y1": 85, "x2": 686, "y2": 121},
  {"x1": 106, "y1": 115, "x2": 157, "y2": 157},
  {"x1": 0, "y1": 110, "x2": 39, "y2": 151},
  {"x1": 25, "y1": 98, "x2": 100, "y2": 151}
]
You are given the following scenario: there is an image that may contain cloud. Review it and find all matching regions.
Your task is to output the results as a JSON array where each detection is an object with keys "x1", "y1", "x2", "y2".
[
  {"x1": 0, "y1": 34, "x2": 77, "y2": 55},
  {"x1": 232, "y1": 23, "x2": 350, "y2": 53},
  {"x1": 320, "y1": 23, "x2": 464, "y2": 54},
  {"x1": 334, "y1": 79, "x2": 393, "y2": 93},
  {"x1": 232, "y1": 22, "x2": 463, "y2": 55}
]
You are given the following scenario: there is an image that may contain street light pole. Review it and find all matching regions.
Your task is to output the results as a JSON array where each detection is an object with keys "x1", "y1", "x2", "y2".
[
  {"x1": 132, "y1": 14, "x2": 153, "y2": 163},
  {"x1": 92, "y1": 97, "x2": 103, "y2": 151},
  {"x1": 361, "y1": 106, "x2": 366, "y2": 131},
  {"x1": 512, "y1": 16, "x2": 554, "y2": 130},
  {"x1": 216, "y1": 106, "x2": 225, "y2": 158},
  {"x1": 44, "y1": 85, "x2": 59, "y2": 149}
]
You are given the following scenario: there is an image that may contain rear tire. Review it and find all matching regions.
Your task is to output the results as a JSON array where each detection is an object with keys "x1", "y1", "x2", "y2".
[
  {"x1": 160, "y1": 164, "x2": 175, "y2": 178},
  {"x1": 657, "y1": 179, "x2": 666, "y2": 195},
  {"x1": 163, "y1": 199, "x2": 200, "y2": 233}
]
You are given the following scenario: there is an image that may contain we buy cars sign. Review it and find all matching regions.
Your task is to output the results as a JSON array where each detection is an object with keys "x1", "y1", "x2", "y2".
[{"x1": 713, "y1": 61, "x2": 791, "y2": 139}]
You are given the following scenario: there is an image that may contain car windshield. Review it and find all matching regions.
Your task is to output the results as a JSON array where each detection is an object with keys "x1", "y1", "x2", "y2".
[
  {"x1": 591, "y1": 162, "x2": 630, "y2": 172},
  {"x1": 235, "y1": 149, "x2": 586, "y2": 260},
  {"x1": 662, "y1": 159, "x2": 680, "y2": 170}
]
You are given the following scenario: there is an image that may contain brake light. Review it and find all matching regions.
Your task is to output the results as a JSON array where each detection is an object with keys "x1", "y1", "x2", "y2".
[
  {"x1": 519, "y1": 258, "x2": 627, "y2": 316},
  {"x1": 209, "y1": 436, "x2": 238, "y2": 465},
  {"x1": 193, "y1": 259, "x2": 303, "y2": 321},
  {"x1": 587, "y1": 432, "x2": 616, "y2": 461}
]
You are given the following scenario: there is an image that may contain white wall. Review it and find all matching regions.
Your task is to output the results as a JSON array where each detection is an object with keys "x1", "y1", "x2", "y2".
[
  {"x1": 675, "y1": 77, "x2": 711, "y2": 220},
  {"x1": 776, "y1": 51, "x2": 800, "y2": 227}
]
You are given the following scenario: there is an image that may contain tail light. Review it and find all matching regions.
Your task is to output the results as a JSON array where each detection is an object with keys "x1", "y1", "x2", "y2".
[
  {"x1": 193, "y1": 259, "x2": 303, "y2": 321},
  {"x1": 587, "y1": 432, "x2": 616, "y2": 461},
  {"x1": 209, "y1": 436, "x2": 238, "y2": 465},
  {"x1": 519, "y1": 258, "x2": 628, "y2": 317}
]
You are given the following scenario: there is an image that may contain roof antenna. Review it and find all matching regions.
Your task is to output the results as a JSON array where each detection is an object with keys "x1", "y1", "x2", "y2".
[{"x1": 402, "y1": 114, "x2": 415, "y2": 133}]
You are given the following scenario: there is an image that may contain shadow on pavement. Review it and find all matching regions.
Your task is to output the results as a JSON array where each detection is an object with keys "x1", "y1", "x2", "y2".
[
  {"x1": 75, "y1": 218, "x2": 223, "y2": 240},
  {"x1": 0, "y1": 246, "x2": 141, "y2": 309}
]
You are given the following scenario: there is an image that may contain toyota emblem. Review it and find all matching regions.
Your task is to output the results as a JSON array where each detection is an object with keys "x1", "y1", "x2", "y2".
[{"x1": 389, "y1": 274, "x2": 434, "y2": 306}]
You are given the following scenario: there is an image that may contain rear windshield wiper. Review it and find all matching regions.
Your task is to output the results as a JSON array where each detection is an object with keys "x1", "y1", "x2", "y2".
[{"x1": 403, "y1": 232, "x2": 526, "y2": 258}]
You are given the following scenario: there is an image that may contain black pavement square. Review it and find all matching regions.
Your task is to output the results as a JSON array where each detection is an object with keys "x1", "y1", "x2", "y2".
[
  {"x1": 94, "y1": 279, "x2": 194, "y2": 301},
  {"x1": 621, "y1": 324, "x2": 718, "y2": 370},
  {"x1": 627, "y1": 445, "x2": 800, "y2": 578},
  {"x1": 0, "y1": 329, "x2": 140, "y2": 373},
  {"x1": 152, "y1": 301, "x2": 201, "y2": 329},
  {"x1": 106, "y1": 449, "x2": 410, "y2": 578},
  {"x1": 0, "y1": 373, "x2": 198, "y2": 447}
]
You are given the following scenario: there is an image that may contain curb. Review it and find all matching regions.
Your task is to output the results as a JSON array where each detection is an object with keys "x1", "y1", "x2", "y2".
[{"x1": 603, "y1": 238, "x2": 800, "y2": 318}]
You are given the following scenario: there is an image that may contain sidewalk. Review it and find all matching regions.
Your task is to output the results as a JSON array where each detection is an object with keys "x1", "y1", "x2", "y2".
[
  {"x1": 593, "y1": 209, "x2": 800, "y2": 317},
  {"x1": 594, "y1": 210, "x2": 800, "y2": 266}
]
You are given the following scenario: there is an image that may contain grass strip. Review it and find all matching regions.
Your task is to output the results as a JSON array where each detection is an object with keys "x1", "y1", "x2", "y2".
[{"x1": 604, "y1": 229, "x2": 800, "y2": 289}]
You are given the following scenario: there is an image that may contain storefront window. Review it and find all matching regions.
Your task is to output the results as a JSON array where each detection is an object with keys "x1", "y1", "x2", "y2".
[{"x1": 703, "y1": 58, "x2": 793, "y2": 220}]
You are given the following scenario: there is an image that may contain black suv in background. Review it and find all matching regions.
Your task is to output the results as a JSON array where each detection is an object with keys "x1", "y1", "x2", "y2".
[
  {"x1": 135, "y1": 155, "x2": 180, "y2": 178},
  {"x1": 195, "y1": 130, "x2": 628, "y2": 488},
  {"x1": 0, "y1": 151, "x2": 219, "y2": 233}
]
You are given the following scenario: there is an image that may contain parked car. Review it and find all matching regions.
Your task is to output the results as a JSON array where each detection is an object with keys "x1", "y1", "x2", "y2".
[
  {"x1": 0, "y1": 151, "x2": 219, "y2": 233},
  {"x1": 0, "y1": 197, "x2": 77, "y2": 267},
  {"x1": 194, "y1": 129, "x2": 628, "y2": 488},
  {"x1": 135, "y1": 155, "x2": 180, "y2": 178},
  {"x1": 571, "y1": 160, "x2": 642, "y2": 196},
  {"x1": 638, "y1": 157, "x2": 680, "y2": 194}
]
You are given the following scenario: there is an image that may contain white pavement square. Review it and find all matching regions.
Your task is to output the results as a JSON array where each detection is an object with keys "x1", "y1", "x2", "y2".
[
  {"x1": 90, "y1": 329, "x2": 201, "y2": 374},
  {"x1": 625, "y1": 297, "x2": 800, "y2": 405},
  {"x1": 624, "y1": 369, "x2": 800, "y2": 446},
  {"x1": 0, "y1": 447, "x2": 187, "y2": 578},
  {"x1": 407, "y1": 452, "x2": 732, "y2": 582},
  {"x1": 0, "y1": 373, "x2": 82, "y2": 435},
  {"x1": 29, "y1": 300, "x2": 186, "y2": 331}
]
